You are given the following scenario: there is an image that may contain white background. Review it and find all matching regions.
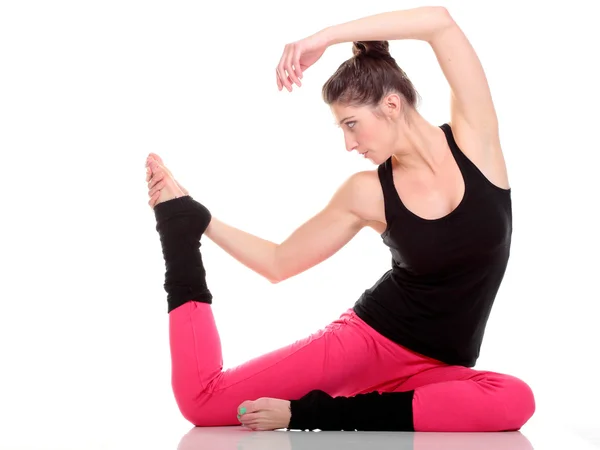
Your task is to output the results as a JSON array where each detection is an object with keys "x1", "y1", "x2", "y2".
[{"x1": 1, "y1": 0, "x2": 598, "y2": 448}]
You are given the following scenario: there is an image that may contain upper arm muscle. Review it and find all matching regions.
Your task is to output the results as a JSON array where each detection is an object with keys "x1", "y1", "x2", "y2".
[{"x1": 274, "y1": 173, "x2": 367, "y2": 282}]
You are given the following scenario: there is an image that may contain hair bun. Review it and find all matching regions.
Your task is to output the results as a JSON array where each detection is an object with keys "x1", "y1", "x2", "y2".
[{"x1": 352, "y1": 40, "x2": 391, "y2": 59}]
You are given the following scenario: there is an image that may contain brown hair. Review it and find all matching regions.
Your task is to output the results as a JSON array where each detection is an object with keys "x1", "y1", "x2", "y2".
[{"x1": 322, "y1": 40, "x2": 420, "y2": 116}]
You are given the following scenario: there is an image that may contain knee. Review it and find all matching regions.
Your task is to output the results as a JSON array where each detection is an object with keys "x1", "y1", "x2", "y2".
[
  {"x1": 178, "y1": 402, "x2": 217, "y2": 427},
  {"x1": 172, "y1": 374, "x2": 229, "y2": 426},
  {"x1": 175, "y1": 394, "x2": 205, "y2": 426},
  {"x1": 172, "y1": 383, "x2": 214, "y2": 426},
  {"x1": 174, "y1": 390, "x2": 231, "y2": 427},
  {"x1": 501, "y1": 375, "x2": 536, "y2": 430}
]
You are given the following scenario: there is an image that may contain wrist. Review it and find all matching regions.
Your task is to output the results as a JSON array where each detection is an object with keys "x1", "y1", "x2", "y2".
[{"x1": 314, "y1": 26, "x2": 337, "y2": 47}]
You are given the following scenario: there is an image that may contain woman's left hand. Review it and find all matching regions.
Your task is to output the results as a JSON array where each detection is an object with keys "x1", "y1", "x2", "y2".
[{"x1": 276, "y1": 32, "x2": 329, "y2": 92}]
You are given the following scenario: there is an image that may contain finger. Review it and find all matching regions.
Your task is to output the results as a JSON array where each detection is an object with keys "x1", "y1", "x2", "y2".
[
  {"x1": 285, "y1": 47, "x2": 301, "y2": 87},
  {"x1": 293, "y1": 49, "x2": 303, "y2": 81},
  {"x1": 277, "y1": 65, "x2": 291, "y2": 92},
  {"x1": 148, "y1": 180, "x2": 165, "y2": 197},
  {"x1": 276, "y1": 45, "x2": 288, "y2": 83},
  {"x1": 146, "y1": 167, "x2": 151, "y2": 182},
  {"x1": 276, "y1": 68, "x2": 282, "y2": 91},
  {"x1": 149, "y1": 153, "x2": 163, "y2": 165},
  {"x1": 148, "y1": 191, "x2": 160, "y2": 208},
  {"x1": 148, "y1": 171, "x2": 165, "y2": 189},
  {"x1": 277, "y1": 46, "x2": 292, "y2": 92},
  {"x1": 153, "y1": 161, "x2": 169, "y2": 177},
  {"x1": 148, "y1": 173, "x2": 164, "y2": 190}
]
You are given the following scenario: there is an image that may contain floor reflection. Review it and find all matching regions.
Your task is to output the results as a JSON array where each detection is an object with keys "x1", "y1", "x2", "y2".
[{"x1": 177, "y1": 426, "x2": 533, "y2": 450}]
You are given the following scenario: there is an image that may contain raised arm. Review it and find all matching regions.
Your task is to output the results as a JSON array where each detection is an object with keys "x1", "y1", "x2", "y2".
[
  {"x1": 279, "y1": 6, "x2": 500, "y2": 147},
  {"x1": 204, "y1": 172, "x2": 369, "y2": 284},
  {"x1": 317, "y1": 6, "x2": 500, "y2": 144}
]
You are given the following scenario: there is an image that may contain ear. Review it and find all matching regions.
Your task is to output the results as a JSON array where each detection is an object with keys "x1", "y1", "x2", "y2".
[{"x1": 381, "y1": 93, "x2": 403, "y2": 120}]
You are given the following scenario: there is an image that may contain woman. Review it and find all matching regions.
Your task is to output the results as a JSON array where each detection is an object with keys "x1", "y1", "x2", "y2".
[{"x1": 145, "y1": 6, "x2": 535, "y2": 432}]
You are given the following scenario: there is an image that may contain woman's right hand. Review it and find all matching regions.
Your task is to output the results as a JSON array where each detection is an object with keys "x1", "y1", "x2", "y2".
[{"x1": 276, "y1": 32, "x2": 329, "y2": 92}]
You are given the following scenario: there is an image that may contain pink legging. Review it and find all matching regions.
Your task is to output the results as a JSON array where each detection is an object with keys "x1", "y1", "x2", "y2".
[{"x1": 170, "y1": 302, "x2": 536, "y2": 431}]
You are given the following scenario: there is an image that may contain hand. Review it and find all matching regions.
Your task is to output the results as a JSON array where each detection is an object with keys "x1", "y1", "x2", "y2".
[
  {"x1": 146, "y1": 165, "x2": 163, "y2": 208},
  {"x1": 276, "y1": 32, "x2": 328, "y2": 92}
]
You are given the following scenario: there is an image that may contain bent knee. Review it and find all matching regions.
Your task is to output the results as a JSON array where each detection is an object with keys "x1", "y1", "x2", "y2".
[
  {"x1": 178, "y1": 400, "x2": 219, "y2": 427},
  {"x1": 175, "y1": 391, "x2": 232, "y2": 427},
  {"x1": 501, "y1": 375, "x2": 536, "y2": 430},
  {"x1": 175, "y1": 394, "x2": 204, "y2": 425},
  {"x1": 172, "y1": 384, "x2": 213, "y2": 426}
]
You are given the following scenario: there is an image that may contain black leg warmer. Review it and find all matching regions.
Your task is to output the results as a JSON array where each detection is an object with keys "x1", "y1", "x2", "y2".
[
  {"x1": 154, "y1": 195, "x2": 213, "y2": 313},
  {"x1": 288, "y1": 389, "x2": 415, "y2": 432}
]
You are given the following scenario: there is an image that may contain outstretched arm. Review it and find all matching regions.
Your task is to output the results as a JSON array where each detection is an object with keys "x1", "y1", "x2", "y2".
[{"x1": 205, "y1": 172, "x2": 368, "y2": 284}]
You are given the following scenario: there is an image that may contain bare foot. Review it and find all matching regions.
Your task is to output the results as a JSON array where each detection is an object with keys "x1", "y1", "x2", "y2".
[
  {"x1": 145, "y1": 157, "x2": 186, "y2": 209},
  {"x1": 237, "y1": 398, "x2": 292, "y2": 431},
  {"x1": 145, "y1": 153, "x2": 189, "y2": 195}
]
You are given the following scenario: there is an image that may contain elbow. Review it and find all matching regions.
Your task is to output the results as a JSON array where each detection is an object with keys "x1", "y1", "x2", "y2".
[
  {"x1": 434, "y1": 6, "x2": 455, "y2": 27},
  {"x1": 269, "y1": 244, "x2": 295, "y2": 283},
  {"x1": 430, "y1": 5, "x2": 450, "y2": 16},
  {"x1": 426, "y1": 6, "x2": 456, "y2": 43},
  {"x1": 269, "y1": 245, "x2": 283, "y2": 284},
  {"x1": 269, "y1": 264, "x2": 287, "y2": 284},
  {"x1": 269, "y1": 272, "x2": 289, "y2": 284}
]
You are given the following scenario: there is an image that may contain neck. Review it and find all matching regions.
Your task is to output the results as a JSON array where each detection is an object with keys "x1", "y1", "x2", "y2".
[{"x1": 391, "y1": 110, "x2": 444, "y2": 173}]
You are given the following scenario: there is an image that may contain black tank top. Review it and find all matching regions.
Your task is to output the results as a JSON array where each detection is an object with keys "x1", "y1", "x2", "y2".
[{"x1": 352, "y1": 123, "x2": 512, "y2": 367}]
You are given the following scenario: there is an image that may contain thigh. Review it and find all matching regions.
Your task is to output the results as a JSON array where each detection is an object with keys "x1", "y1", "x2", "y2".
[
  {"x1": 190, "y1": 309, "x2": 412, "y2": 426},
  {"x1": 213, "y1": 309, "x2": 383, "y2": 398},
  {"x1": 394, "y1": 364, "x2": 482, "y2": 390},
  {"x1": 393, "y1": 364, "x2": 536, "y2": 432},
  {"x1": 393, "y1": 364, "x2": 529, "y2": 391}
]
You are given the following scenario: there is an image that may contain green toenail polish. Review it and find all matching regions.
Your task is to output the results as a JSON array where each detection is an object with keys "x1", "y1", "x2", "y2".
[{"x1": 240, "y1": 407, "x2": 246, "y2": 415}]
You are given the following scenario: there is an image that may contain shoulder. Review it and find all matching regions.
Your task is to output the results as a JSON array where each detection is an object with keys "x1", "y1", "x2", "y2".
[
  {"x1": 343, "y1": 170, "x2": 387, "y2": 228},
  {"x1": 345, "y1": 170, "x2": 382, "y2": 202}
]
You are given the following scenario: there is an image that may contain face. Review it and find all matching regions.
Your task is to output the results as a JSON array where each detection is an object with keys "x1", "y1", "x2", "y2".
[{"x1": 331, "y1": 94, "x2": 401, "y2": 164}]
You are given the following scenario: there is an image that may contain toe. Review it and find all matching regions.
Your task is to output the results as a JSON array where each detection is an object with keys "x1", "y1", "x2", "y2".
[
  {"x1": 237, "y1": 398, "x2": 267, "y2": 424},
  {"x1": 237, "y1": 400, "x2": 256, "y2": 416},
  {"x1": 149, "y1": 153, "x2": 164, "y2": 164}
]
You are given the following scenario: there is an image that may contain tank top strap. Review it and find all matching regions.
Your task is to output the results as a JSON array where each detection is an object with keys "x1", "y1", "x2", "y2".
[
  {"x1": 377, "y1": 157, "x2": 404, "y2": 226},
  {"x1": 378, "y1": 123, "x2": 482, "y2": 229},
  {"x1": 439, "y1": 123, "x2": 478, "y2": 184}
]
